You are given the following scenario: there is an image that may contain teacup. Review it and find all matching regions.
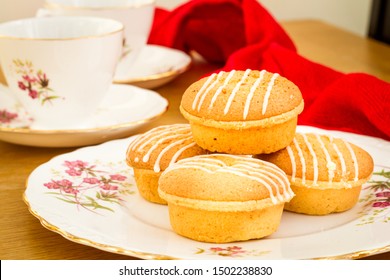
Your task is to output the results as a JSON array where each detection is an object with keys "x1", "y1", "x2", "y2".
[
  {"x1": 37, "y1": 0, "x2": 156, "y2": 77},
  {"x1": 0, "y1": 16, "x2": 123, "y2": 130}
]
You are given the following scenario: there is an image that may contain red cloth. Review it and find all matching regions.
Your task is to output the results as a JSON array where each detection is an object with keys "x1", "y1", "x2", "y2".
[
  {"x1": 149, "y1": 0, "x2": 295, "y2": 63},
  {"x1": 148, "y1": 0, "x2": 390, "y2": 141}
]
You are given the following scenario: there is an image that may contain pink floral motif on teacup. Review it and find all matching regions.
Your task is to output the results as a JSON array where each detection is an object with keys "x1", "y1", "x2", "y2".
[{"x1": 13, "y1": 59, "x2": 62, "y2": 105}]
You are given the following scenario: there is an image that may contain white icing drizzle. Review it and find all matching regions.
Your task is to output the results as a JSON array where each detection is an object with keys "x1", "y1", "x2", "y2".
[
  {"x1": 243, "y1": 70, "x2": 265, "y2": 119},
  {"x1": 236, "y1": 161, "x2": 292, "y2": 195},
  {"x1": 167, "y1": 164, "x2": 214, "y2": 174},
  {"x1": 302, "y1": 134, "x2": 319, "y2": 185},
  {"x1": 197, "y1": 71, "x2": 225, "y2": 111},
  {"x1": 129, "y1": 124, "x2": 199, "y2": 172},
  {"x1": 262, "y1": 73, "x2": 279, "y2": 115},
  {"x1": 332, "y1": 141, "x2": 347, "y2": 179},
  {"x1": 286, "y1": 146, "x2": 296, "y2": 182},
  {"x1": 153, "y1": 137, "x2": 192, "y2": 172},
  {"x1": 169, "y1": 157, "x2": 227, "y2": 174},
  {"x1": 293, "y1": 137, "x2": 306, "y2": 184},
  {"x1": 178, "y1": 157, "x2": 227, "y2": 167},
  {"x1": 209, "y1": 70, "x2": 236, "y2": 109},
  {"x1": 189, "y1": 70, "x2": 282, "y2": 119},
  {"x1": 234, "y1": 163, "x2": 293, "y2": 200},
  {"x1": 192, "y1": 73, "x2": 216, "y2": 110},
  {"x1": 164, "y1": 154, "x2": 292, "y2": 204},
  {"x1": 143, "y1": 132, "x2": 192, "y2": 162},
  {"x1": 168, "y1": 142, "x2": 197, "y2": 167},
  {"x1": 180, "y1": 161, "x2": 224, "y2": 170},
  {"x1": 220, "y1": 167, "x2": 281, "y2": 204},
  {"x1": 343, "y1": 140, "x2": 359, "y2": 181},
  {"x1": 223, "y1": 69, "x2": 251, "y2": 115},
  {"x1": 315, "y1": 134, "x2": 335, "y2": 183},
  {"x1": 129, "y1": 124, "x2": 188, "y2": 151},
  {"x1": 285, "y1": 133, "x2": 361, "y2": 185}
]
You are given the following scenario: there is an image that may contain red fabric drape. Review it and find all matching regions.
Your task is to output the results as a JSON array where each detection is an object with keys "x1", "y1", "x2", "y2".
[{"x1": 149, "y1": 0, "x2": 390, "y2": 140}]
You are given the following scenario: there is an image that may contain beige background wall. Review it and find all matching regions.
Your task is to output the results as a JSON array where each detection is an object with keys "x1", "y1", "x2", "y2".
[{"x1": 0, "y1": 0, "x2": 373, "y2": 37}]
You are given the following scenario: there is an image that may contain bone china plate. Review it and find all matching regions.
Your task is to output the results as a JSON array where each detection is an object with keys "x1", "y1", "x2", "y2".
[{"x1": 24, "y1": 126, "x2": 390, "y2": 259}]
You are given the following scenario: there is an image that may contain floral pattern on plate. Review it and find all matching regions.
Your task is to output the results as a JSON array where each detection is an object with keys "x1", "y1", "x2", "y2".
[
  {"x1": 357, "y1": 168, "x2": 390, "y2": 225},
  {"x1": 195, "y1": 246, "x2": 270, "y2": 258},
  {"x1": 43, "y1": 159, "x2": 135, "y2": 213}
]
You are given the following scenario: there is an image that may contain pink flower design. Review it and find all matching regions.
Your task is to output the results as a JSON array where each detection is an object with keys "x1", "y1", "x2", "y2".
[
  {"x1": 228, "y1": 246, "x2": 243, "y2": 251},
  {"x1": 366, "y1": 171, "x2": 390, "y2": 211},
  {"x1": 66, "y1": 168, "x2": 82, "y2": 176},
  {"x1": 197, "y1": 246, "x2": 269, "y2": 258},
  {"x1": 358, "y1": 169, "x2": 390, "y2": 225},
  {"x1": 13, "y1": 59, "x2": 61, "y2": 105},
  {"x1": 208, "y1": 246, "x2": 246, "y2": 256},
  {"x1": 58, "y1": 179, "x2": 73, "y2": 186},
  {"x1": 373, "y1": 201, "x2": 390, "y2": 208},
  {"x1": 110, "y1": 174, "x2": 127, "y2": 181},
  {"x1": 44, "y1": 181, "x2": 61, "y2": 189},
  {"x1": 64, "y1": 160, "x2": 89, "y2": 169},
  {"x1": 28, "y1": 89, "x2": 38, "y2": 99},
  {"x1": 101, "y1": 184, "x2": 119, "y2": 191},
  {"x1": 83, "y1": 177, "x2": 101, "y2": 184},
  {"x1": 18, "y1": 81, "x2": 27, "y2": 90},
  {"x1": 63, "y1": 186, "x2": 79, "y2": 194},
  {"x1": 210, "y1": 247, "x2": 224, "y2": 252},
  {"x1": 0, "y1": 110, "x2": 18, "y2": 124},
  {"x1": 44, "y1": 160, "x2": 132, "y2": 213},
  {"x1": 22, "y1": 74, "x2": 37, "y2": 83},
  {"x1": 64, "y1": 160, "x2": 92, "y2": 177},
  {"x1": 376, "y1": 191, "x2": 390, "y2": 198},
  {"x1": 44, "y1": 179, "x2": 74, "y2": 192}
]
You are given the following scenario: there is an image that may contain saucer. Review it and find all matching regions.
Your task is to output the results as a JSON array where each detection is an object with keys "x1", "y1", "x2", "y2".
[
  {"x1": 113, "y1": 44, "x2": 192, "y2": 89},
  {"x1": 0, "y1": 83, "x2": 168, "y2": 147}
]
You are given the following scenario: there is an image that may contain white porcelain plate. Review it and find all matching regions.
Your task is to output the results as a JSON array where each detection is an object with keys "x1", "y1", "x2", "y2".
[
  {"x1": 114, "y1": 44, "x2": 192, "y2": 89},
  {"x1": 0, "y1": 83, "x2": 168, "y2": 147},
  {"x1": 24, "y1": 126, "x2": 390, "y2": 259}
]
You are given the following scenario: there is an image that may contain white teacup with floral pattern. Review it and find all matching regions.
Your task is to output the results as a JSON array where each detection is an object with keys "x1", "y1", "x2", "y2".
[
  {"x1": 37, "y1": 0, "x2": 155, "y2": 80},
  {"x1": 0, "y1": 16, "x2": 123, "y2": 130}
]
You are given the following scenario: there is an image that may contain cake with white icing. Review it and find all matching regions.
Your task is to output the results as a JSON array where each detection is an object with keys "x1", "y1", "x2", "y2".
[
  {"x1": 126, "y1": 124, "x2": 207, "y2": 204},
  {"x1": 158, "y1": 154, "x2": 293, "y2": 243},
  {"x1": 180, "y1": 69, "x2": 304, "y2": 154},
  {"x1": 256, "y1": 133, "x2": 374, "y2": 215}
]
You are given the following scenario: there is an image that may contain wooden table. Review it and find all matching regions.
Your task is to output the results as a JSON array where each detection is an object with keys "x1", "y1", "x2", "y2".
[{"x1": 1, "y1": 20, "x2": 389, "y2": 260}]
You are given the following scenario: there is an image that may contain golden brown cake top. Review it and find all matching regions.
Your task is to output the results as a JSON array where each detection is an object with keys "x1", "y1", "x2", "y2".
[
  {"x1": 180, "y1": 69, "x2": 303, "y2": 122},
  {"x1": 158, "y1": 154, "x2": 293, "y2": 204},
  {"x1": 126, "y1": 124, "x2": 207, "y2": 172},
  {"x1": 257, "y1": 133, "x2": 374, "y2": 186}
]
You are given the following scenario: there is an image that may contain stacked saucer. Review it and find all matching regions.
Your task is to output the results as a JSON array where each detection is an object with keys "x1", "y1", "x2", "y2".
[{"x1": 0, "y1": 83, "x2": 168, "y2": 147}]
